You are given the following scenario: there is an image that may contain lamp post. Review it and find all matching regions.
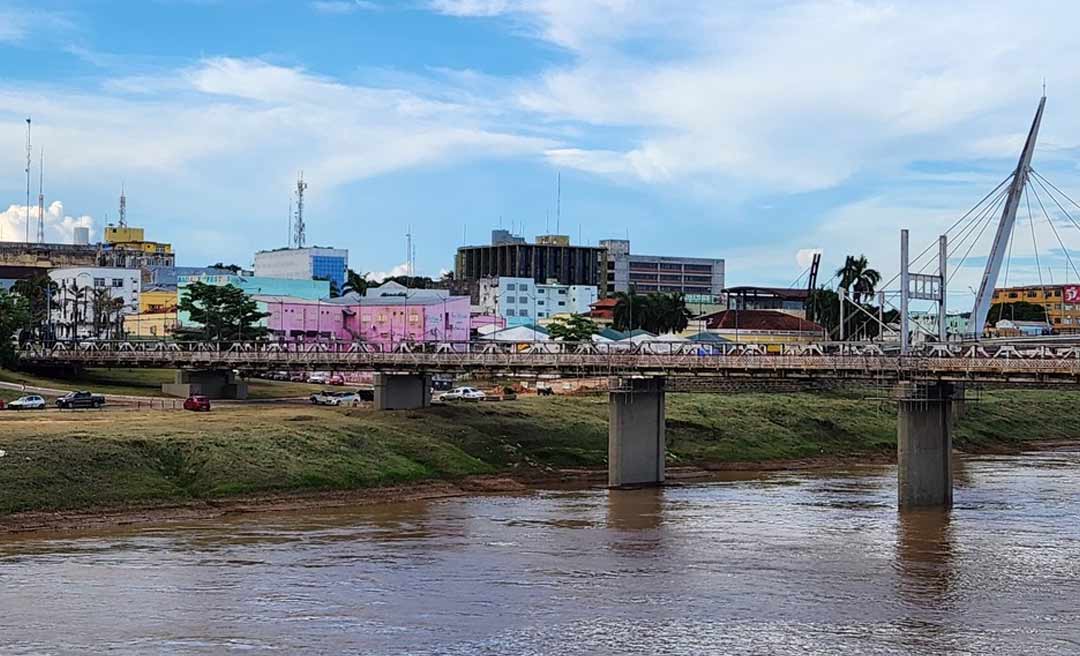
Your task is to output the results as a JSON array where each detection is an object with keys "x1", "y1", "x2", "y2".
[{"x1": 76, "y1": 272, "x2": 92, "y2": 341}]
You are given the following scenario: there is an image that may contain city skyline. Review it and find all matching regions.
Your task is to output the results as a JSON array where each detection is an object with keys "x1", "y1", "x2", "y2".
[{"x1": 3, "y1": 1, "x2": 1080, "y2": 297}]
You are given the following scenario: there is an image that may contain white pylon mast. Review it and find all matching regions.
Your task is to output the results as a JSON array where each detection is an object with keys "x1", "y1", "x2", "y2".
[
  {"x1": 25, "y1": 117, "x2": 31, "y2": 243},
  {"x1": 36, "y1": 147, "x2": 44, "y2": 243},
  {"x1": 970, "y1": 96, "x2": 1045, "y2": 336},
  {"x1": 293, "y1": 171, "x2": 307, "y2": 249}
]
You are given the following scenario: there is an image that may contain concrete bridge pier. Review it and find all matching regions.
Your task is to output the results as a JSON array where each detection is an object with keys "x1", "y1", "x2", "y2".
[
  {"x1": 898, "y1": 382, "x2": 956, "y2": 509},
  {"x1": 163, "y1": 369, "x2": 248, "y2": 400},
  {"x1": 373, "y1": 373, "x2": 432, "y2": 410},
  {"x1": 609, "y1": 377, "x2": 666, "y2": 488}
]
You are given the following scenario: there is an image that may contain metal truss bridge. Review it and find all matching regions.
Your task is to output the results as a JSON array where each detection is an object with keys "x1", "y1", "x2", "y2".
[{"x1": 16, "y1": 340, "x2": 1080, "y2": 386}]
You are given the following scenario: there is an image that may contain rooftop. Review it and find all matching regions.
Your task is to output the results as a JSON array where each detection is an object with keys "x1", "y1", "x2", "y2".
[
  {"x1": 703, "y1": 309, "x2": 825, "y2": 333},
  {"x1": 725, "y1": 286, "x2": 810, "y2": 301}
]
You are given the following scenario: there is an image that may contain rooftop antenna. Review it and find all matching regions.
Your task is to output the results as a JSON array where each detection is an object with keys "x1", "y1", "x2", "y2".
[
  {"x1": 293, "y1": 170, "x2": 307, "y2": 249},
  {"x1": 556, "y1": 171, "x2": 561, "y2": 234},
  {"x1": 287, "y1": 196, "x2": 293, "y2": 248},
  {"x1": 24, "y1": 117, "x2": 31, "y2": 243},
  {"x1": 405, "y1": 225, "x2": 414, "y2": 276},
  {"x1": 118, "y1": 183, "x2": 127, "y2": 228},
  {"x1": 36, "y1": 147, "x2": 44, "y2": 243}
]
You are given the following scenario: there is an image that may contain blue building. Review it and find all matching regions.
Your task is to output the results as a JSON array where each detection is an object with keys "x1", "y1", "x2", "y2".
[
  {"x1": 177, "y1": 273, "x2": 331, "y2": 328},
  {"x1": 253, "y1": 247, "x2": 348, "y2": 291}
]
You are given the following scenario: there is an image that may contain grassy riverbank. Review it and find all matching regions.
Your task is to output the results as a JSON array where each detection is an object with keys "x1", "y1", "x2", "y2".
[
  {"x1": 0, "y1": 367, "x2": 324, "y2": 400},
  {"x1": 1, "y1": 390, "x2": 1077, "y2": 517}
]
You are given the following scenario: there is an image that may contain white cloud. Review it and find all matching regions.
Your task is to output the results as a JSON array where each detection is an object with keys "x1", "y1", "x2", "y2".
[
  {"x1": 0, "y1": 201, "x2": 94, "y2": 244},
  {"x1": 310, "y1": 0, "x2": 379, "y2": 14},
  {"x1": 429, "y1": 0, "x2": 511, "y2": 18},
  {"x1": 365, "y1": 263, "x2": 411, "y2": 282}
]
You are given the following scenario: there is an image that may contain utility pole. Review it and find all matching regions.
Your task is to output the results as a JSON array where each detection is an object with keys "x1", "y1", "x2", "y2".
[
  {"x1": 36, "y1": 147, "x2": 45, "y2": 243},
  {"x1": 25, "y1": 118, "x2": 31, "y2": 243}
]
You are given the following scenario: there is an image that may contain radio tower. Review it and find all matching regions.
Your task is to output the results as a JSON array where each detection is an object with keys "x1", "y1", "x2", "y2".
[
  {"x1": 24, "y1": 118, "x2": 31, "y2": 243},
  {"x1": 119, "y1": 184, "x2": 127, "y2": 227},
  {"x1": 36, "y1": 148, "x2": 44, "y2": 243},
  {"x1": 293, "y1": 171, "x2": 307, "y2": 249}
]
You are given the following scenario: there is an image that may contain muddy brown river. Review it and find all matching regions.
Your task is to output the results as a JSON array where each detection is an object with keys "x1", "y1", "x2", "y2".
[{"x1": 2, "y1": 449, "x2": 1079, "y2": 655}]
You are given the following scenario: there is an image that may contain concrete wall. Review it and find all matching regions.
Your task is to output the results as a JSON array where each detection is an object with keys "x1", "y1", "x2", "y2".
[
  {"x1": 373, "y1": 373, "x2": 431, "y2": 410},
  {"x1": 897, "y1": 383, "x2": 953, "y2": 509},
  {"x1": 608, "y1": 377, "x2": 666, "y2": 487},
  {"x1": 163, "y1": 369, "x2": 248, "y2": 400}
]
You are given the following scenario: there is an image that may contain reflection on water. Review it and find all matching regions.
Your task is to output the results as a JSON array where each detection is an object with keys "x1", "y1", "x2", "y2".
[{"x1": 3, "y1": 449, "x2": 1080, "y2": 655}]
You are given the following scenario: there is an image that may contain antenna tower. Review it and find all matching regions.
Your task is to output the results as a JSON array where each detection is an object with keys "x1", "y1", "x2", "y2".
[
  {"x1": 556, "y1": 171, "x2": 561, "y2": 234},
  {"x1": 287, "y1": 197, "x2": 293, "y2": 248},
  {"x1": 36, "y1": 147, "x2": 44, "y2": 243},
  {"x1": 24, "y1": 118, "x2": 31, "y2": 243},
  {"x1": 405, "y1": 226, "x2": 414, "y2": 276},
  {"x1": 119, "y1": 184, "x2": 127, "y2": 228},
  {"x1": 293, "y1": 171, "x2": 307, "y2": 249}
]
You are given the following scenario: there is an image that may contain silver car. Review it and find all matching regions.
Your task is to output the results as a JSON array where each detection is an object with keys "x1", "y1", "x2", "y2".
[{"x1": 7, "y1": 395, "x2": 46, "y2": 410}]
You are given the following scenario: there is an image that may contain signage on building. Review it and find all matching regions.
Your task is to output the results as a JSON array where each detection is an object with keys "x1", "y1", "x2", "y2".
[{"x1": 1065, "y1": 286, "x2": 1080, "y2": 303}]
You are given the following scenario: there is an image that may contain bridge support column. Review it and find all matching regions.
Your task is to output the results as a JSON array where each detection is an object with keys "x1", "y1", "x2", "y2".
[
  {"x1": 163, "y1": 369, "x2": 248, "y2": 400},
  {"x1": 898, "y1": 382, "x2": 955, "y2": 509},
  {"x1": 609, "y1": 377, "x2": 666, "y2": 488},
  {"x1": 373, "y1": 373, "x2": 432, "y2": 411}
]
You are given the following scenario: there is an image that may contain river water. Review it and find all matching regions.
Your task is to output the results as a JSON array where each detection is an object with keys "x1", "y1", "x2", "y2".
[{"x1": 2, "y1": 449, "x2": 1080, "y2": 655}]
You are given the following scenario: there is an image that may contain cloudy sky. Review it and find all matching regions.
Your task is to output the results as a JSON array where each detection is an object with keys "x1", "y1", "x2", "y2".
[{"x1": 3, "y1": 0, "x2": 1080, "y2": 302}]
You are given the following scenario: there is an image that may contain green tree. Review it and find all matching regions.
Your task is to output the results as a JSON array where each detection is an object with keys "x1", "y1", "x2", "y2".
[
  {"x1": 613, "y1": 291, "x2": 691, "y2": 334},
  {"x1": 988, "y1": 301, "x2": 1049, "y2": 324},
  {"x1": 612, "y1": 291, "x2": 644, "y2": 332},
  {"x1": 342, "y1": 269, "x2": 370, "y2": 296},
  {"x1": 836, "y1": 254, "x2": 882, "y2": 303},
  {"x1": 805, "y1": 288, "x2": 839, "y2": 333},
  {"x1": 11, "y1": 272, "x2": 57, "y2": 340},
  {"x1": 0, "y1": 290, "x2": 29, "y2": 366},
  {"x1": 547, "y1": 314, "x2": 599, "y2": 341},
  {"x1": 212, "y1": 262, "x2": 244, "y2": 274},
  {"x1": 177, "y1": 282, "x2": 269, "y2": 341}
]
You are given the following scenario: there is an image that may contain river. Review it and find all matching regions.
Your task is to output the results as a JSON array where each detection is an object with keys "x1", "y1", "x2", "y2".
[{"x1": 2, "y1": 448, "x2": 1079, "y2": 655}]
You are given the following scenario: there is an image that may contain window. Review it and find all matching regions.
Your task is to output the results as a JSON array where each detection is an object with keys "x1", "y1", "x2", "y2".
[
  {"x1": 537, "y1": 300, "x2": 545, "y2": 306},
  {"x1": 518, "y1": 296, "x2": 528, "y2": 304},
  {"x1": 94, "y1": 278, "x2": 105, "y2": 288},
  {"x1": 505, "y1": 296, "x2": 515, "y2": 304},
  {"x1": 1008, "y1": 292, "x2": 1018, "y2": 299},
  {"x1": 506, "y1": 309, "x2": 516, "y2": 317},
  {"x1": 558, "y1": 301, "x2": 566, "y2": 306},
  {"x1": 505, "y1": 283, "x2": 516, "y2": 291},
  {"x1": 557, "y1": 289, "x2": 567, "y2": 295},
  {"x1": 408, "y1": 313, "x2": 420, "y2": 324},
  {"x1": 112, "y1": 278, "x2": 124, "y2": 287}
]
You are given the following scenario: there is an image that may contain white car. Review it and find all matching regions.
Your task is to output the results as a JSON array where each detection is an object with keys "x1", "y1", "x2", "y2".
[
  {"x1": 7, "y1": 395, "x2": 46, "y2": 410},
  {"x1": 440, "y1": 386, "x2": 486, "y2": 402}
]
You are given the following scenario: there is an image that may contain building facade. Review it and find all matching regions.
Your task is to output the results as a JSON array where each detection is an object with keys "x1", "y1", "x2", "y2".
[
  {"x1": 991, "y1": 284, "x2": 1080, "y2": 332},
  {"x1": 254, "y1": 247, "x2": 348, "y2": 291},
  {"x1": 600, "y1": 239, "x2": 724, "y2": 297},
  {"x1": 455, "y1": 234, "x2": 606, "y2": 293},
  {"x1": 48, "y1": 266, "x2": 142, "y2": 339},
  {"x1": 102, "y1": 224, "x2": 175, "y2": 268},
  {"x1": 477, "y1": 277, "x2": 598, "y2": 326},
  {"x1": 178, "y1": 274, "x2": 330, "y2": 328}
]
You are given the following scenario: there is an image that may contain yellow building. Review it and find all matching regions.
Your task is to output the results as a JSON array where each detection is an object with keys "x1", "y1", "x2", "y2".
[
  {"x1": 125, "y1": 311, "x2": 178, "y2": 338},
  {"x1": 991, "y1": 284, "x2": 1080, "y2": 332},
  {"x1": 140, "y1": 288, "x2": 178, "y2": 314},
  {"x1": 104, "y1": 225, "x2": 173, "y2": 255}
]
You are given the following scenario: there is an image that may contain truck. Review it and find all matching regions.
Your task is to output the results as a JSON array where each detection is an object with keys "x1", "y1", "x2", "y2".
[{"x1": 56, "y1": 391, "x2": 105, "y2": 409}]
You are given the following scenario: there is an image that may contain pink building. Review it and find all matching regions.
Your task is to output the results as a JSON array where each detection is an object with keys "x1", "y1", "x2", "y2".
[{"x1": 257, "y1": 294, "x2": 470, "y2": 344}]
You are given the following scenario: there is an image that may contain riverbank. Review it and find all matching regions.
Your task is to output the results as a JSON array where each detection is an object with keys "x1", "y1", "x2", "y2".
[
  {"x1": 1, "y1": 390, "x2": 1078, "y2": 531},
  {"x1": 0, "y1": 367, "x2": 325, "y2": 400}
]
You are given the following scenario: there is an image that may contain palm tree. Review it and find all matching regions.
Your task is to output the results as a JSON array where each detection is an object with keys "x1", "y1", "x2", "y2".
[
  {"x1": 836, "y1": 255, "x2": 881, "y2": 304},
  {"x1": 613, "y1": 291, "x2": 643, "y2": 332},
  {"x1": 342, "y1": 269, "x2": 370, "y2": 297}
]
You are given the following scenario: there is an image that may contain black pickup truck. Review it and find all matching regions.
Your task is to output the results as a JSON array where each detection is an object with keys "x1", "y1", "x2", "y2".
[{"x1": 56, "y1": 391, "x2": 106, "y2": 409}]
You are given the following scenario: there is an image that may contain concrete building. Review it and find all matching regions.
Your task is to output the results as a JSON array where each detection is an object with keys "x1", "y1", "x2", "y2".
[
  {"x1": 124, "y1": 311, "x2": 179, "y2": 338},
  {"x1": 991, "y1": 284, "x2": 1080, "y2": 333},
  {"x1": 455, "y1": 233, "x2": 606, "y2": 293},
  {"x1": 143, "y1": 265, "x2": 238, "y2": 289},
  {"x1": 477, "y1": 277, "x2": 599, "y2": 326},
  {"x1": 102, "y1": 225, "x2": 174, "y2": 268},
  {"x1": 601, "y1": 239, "x2": 724, "y2": 297},
  {"x1": 48, "y1": 266, "x2": 141, "y2": 339},
  {"x1": 700, "y1": 309, "x2": 825, "y2": 344},
  {"x1": 726, "y1": 286, "x2": 809, "y2": 318},
  {"x1": 178, "y1": 273, "x2": 330, "y2": 328},
  {"x1": 254, "y1": 247, "x2": 348, "y2": 291},
  {"x1": 910, "y1": 311, "x2": 971, "y2": 342}
]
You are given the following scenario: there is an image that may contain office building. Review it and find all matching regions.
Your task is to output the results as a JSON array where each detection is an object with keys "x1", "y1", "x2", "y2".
[
  {"x1": 455, "y1": 234, "x2": 606, "y2": 293},
  {"x1": 254, "y1": 247, "x2": 348, "y2": 291},
  {"x1": 991, "y1": 284, "x2": 1080, "y2": 332},
  {"x1": 102, "y1": 224, "x2": 175, "y2": 268},
  {"x1": 601, "y1": 239, "x2": 724, "y2": 297},
  {"x1": 48, "y1": 266, "x2": 141, "y2": 339},
  {"x1": 477, "y1": 277, "x2": 598, "y2": 326}
]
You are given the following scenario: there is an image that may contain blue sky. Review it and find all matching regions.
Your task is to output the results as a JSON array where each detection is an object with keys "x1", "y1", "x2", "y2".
[{"x1": 3, "y1": 0, "x2": 1080, "y2": 306}]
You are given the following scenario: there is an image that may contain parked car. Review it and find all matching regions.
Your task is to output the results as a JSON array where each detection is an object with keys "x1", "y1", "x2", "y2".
[
  {"x1": 328, "y1": 375, "x2": 345, "y2": 386},
  {"x1": 6, "y1": 395, "x2": 46, "y2": 410},
  {"x1": 440, "y1": 386, "x2": 486, "y2": 402},
  {"x1": 308, "y1": 372, "x2": 330, "y2": 384},
  {"x1": 183, "y1": 395, "x2": 211, "y2": 412},
  {"x1": 289, "y1": 371, "x2": 308, "y2": 383},
  {"x1": 309, "y1": 390, "x2": 343, "y2": 406},
  {"x1": 56, "y1": 391, "x2": 105, "y2": 409}
]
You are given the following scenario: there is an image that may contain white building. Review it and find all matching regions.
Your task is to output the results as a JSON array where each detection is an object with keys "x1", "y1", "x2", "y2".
[
  {"x1": 49, "y1": 266, "x2": 141, "y2": 339},
  {"x1": 478, "y1": 277, "x2": 598, "y2": 326},
  {"x1": 253, "y1": 247, "x2": 348, "y2": 292}
]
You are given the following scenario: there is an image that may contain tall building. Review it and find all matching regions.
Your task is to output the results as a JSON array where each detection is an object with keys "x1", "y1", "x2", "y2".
[
  {"x1": 601, "y1": 239, "x2": 724, "y2": 297},
  {"x1": 102, "y1": 224, "x2": 175, "y2": 268},
  {"x1": 991, "y1": 284, "x2": 1080, "y2": 332},
  {"x1": 254, "y1": 247, "x2": 348, "y2": 291},
  {"x1": 455, "y1": 234, "x2": 606, "y2": 293},
  {"x1": 477, "y1": 277, "x2": 599, "y2": 326}
]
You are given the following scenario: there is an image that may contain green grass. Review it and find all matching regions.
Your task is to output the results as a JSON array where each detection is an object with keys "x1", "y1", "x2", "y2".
[
  {"x1": 0, "y1": 389, "x2": 1077, "y2": 516},
  {"x1": 0, "y1": 368, "x2": 326, "y2": 399}
]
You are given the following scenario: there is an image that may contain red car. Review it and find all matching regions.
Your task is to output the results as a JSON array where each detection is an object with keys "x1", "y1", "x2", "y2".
[{"x1": 183, "y1": 395, "x2": 211, "y2": 412}]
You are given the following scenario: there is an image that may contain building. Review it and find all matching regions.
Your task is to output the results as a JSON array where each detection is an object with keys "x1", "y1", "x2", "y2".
[
  {"x1": 140, "y1": 287, "x2": 178, "y2": 313},
  {"x1": 124, "y1": 311, "x2": 179, "y2": 338},
  {"x1": 477, "y1": 277, "x2": 598, "y2": 326},
  {"x1": 143, "y1": 265, "x2": 239, "y2": 289},
  {"x1": 48, "y1": 266, "x2": 141, "y2": 339},
  {"x1": 700, "y1": 309, "x2": 825, "y2": 344},
  {"x1": 994, "y1": 319, "x2": 1052, "y2": 337},
  {"x1": 991, "y1": 284, "x2": 1080, "y2": 332},
  {"x1": 261, "y1": 291, "x2": 471, "y2": 344},
  {"x1": 254, "y1": 247, "x2": 348, "y2": 291},
  {"x1": 910, "y1": 311, "x2": 971, "y2": 342},
  {"x1": 101, "y1": 224, "x2": 175, "y2": 268},
  {"x1": 601, "y1": 239, "x2": 724, "y2": 297},
  {"x1": 455, "y1": 233, "x2": 607, "y2": 293},
  {"x1": 365, "y1": 280, "x2": 449, "y2": 301},
  {"x1": 178, "y1": 274, "x2": 330, "y2": 328},
  {"x1": 726, "y1": 286, "x2": 809, "y2": 318}
]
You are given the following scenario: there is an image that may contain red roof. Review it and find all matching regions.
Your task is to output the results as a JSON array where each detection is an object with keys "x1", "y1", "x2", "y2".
[
  {"x1": 589, "y1": 298, "x2": 619, "y2": 320},
  {"x1": 703, "y1": 309, "x2": 824, "y2": 333}
]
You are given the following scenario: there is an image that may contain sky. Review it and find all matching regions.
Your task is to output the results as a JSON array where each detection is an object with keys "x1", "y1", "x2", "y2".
[{"x1": 3, "y1": 0, "x2": 1080, "y2": 306}]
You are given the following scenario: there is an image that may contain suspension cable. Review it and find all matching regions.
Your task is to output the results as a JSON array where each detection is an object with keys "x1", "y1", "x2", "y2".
[
  {"x1": 1029, "y1": 180, "x2": 1080, "y2": 281},
  {"x1": 947, "y1": 187, "x2": 1011, "y2": 286},
  {"x1": 1026, "y1": 185, "x2": 1045, "y2": 289},
  {"x1": 1030, "y1": 173, "x2": 1080, "y2": 250}
]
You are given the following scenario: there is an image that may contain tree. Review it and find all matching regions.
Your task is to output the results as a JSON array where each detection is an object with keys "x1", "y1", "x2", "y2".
[
  {"x1": 342, "y1": 269, "x2": 370, "y2": 297},
  {"x1": 988, "y1": 301, "x2": 1049, "y2": 324},
  {"x1": 212, "y1": 262, "x2": 244, "y2": 274},
  {"x1": 0, "y1": 290, "x2": 29, "y2": 366},
  {"x1": 612, "y1": 291, "x2": 644, "y2": 332},
  {"x1": 11, "y1": 272, "x2": 57, "y2": 340},
  {"x1": 806, "y1": 288, "x2": 840, "y2": 333},
  {"x1": 177, "y1": 282, "x2": 269, "y2": 341},
  {"x1": 547, "y1": 314, "x2": 599, "y2": 342},
  {"x1": 836, "y1": 255, "x2": 882, "y2": 303},
  {"x1": 613, "y1": 291, "x2": 691, "y2": 334}
]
